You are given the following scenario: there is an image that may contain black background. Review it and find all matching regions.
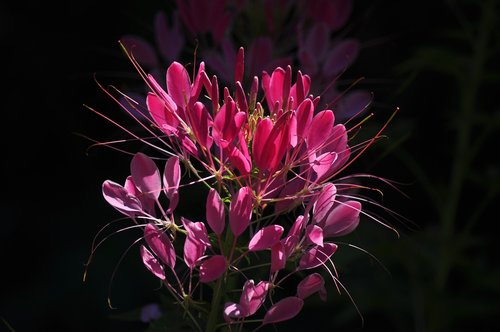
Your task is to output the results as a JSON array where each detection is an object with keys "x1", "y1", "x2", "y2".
[{"x1": 2, "y1": 1, "x2": 499, "y2": 331}]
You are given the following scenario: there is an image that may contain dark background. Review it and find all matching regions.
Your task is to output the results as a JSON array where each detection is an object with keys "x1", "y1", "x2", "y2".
[{"x1": 2, "y1": 0, "x2": 499, "y2": 331}]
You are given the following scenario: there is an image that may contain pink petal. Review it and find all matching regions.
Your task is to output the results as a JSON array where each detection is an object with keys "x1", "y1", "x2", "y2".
[
  {"x1": 227, "y1": 144, "x2": 251, "y2": 175},
  {"x1": 305, "y1": 225, "x2": 324, "y2": 246},
  {"x1": 206, "y1": 189, "x2": 225, "y2": 235},
  {"x1": 248, "y1": 225, "x2": 284, "y2": 251},
  {"x1": 131, "y1": 152, "x2": 161, "y2": 200},
  {"x1": 102, "y1": 180, "x2": 143, "y2": 217},
  {"x1": 240, "y1": 280, "x2": 270, "y2": 316},
  {"x1": 295, "y1": 99, "x2": 314, "y2": 140},
  {"x1": 307, "y1": 110, "x2": 335, "y2": 152},
  {"x1": 262, "y1": 297, "x2": 304, "y2": 325},
  {"x1": 144, "y1": 224, "x2": 176, "y2": 270},
  {"x1": 183, "y1": 235, "x2": 205, "y2": 269},
  {"x1": 140, "y1": 245, "x2": 165, "y2": 280},
  {"x1": 234, "y1": 47, "x2": 244, "y2": 83},
  {"x1": 290, "y1": 71, "x2": 311, "y2": 108},
  {"x1": 323, "y1": 201, "x2": 361, "y2": 237},
  {"x1": 199, "y1": 255, "x2": 227, "y2": 283},
  {"x1": 297, "y1": 273, "x2": 326, "y2": 301},
  {"x1": 271, "y1": 242, "x2": 286, "y2": 273},
  {"x1": 146, "y1": 92, "x2": 179, "y2": 136},
  {"x1": 223, "y1": 302, "x2": 245, "y2": 321},
  {"x1": 181, "y1": 217, "x2": 211, "y2": 247},
  {"x1": 166, "y1": 61, "x2": 191, "y2": 110},
  {"x1": 229, "y1": 186, "x2": 253, "y2": 238},
  {"x1": 267, "y1": 67, "x2": 285, "y2": 108},
  {"x1": 299, "y1": 243, "x2": 338, "y2": 270},
  {"x1": 313, "y1": 183, "x2": 337, "y2": 226},
  {"x1": 282, "y1": 235, "x2": 299, "y2": 258},
  {"x1": 311, "y1": 152, "x2": 338, "y2": 181},
  {"x1": 252, "y1": 118, "x2": 273, "y2": 170},
  {"x1": 163, "y1": 156, "x2": 181, "y2": 211},
  {"x1": 190, "y1": 101, "x2": 213, "y2": 149},
  {"x1": 124, "y1": 176, "x2": 155, "y2": 215}
]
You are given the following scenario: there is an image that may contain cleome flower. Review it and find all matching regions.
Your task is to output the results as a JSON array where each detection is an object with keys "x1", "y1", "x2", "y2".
[{"x1": 88, "y1": 45, "x2": 398, "y2": 331}]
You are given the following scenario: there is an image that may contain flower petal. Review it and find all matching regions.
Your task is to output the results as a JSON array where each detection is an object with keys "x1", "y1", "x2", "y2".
[
  {"x1": 144, "y1": 224, "x2": 176, "y2": 270},
  {"x1": 206, "y1": 189, "x2": 225, "y2": 235},
  {"x1": 182, "y1": 217, "x2": 211, "y2": 247},
  {"x1": 199, "y1": 255, "x2": 227, "y2": 283},
  {"x1": 229, "y1": 186, "x2": 253, "y2": 238},
  {"x1": 223, "y1": 302, "x2": 245, "y2": 321},
  {"x1": 305, "y1": 225, "x2": 324, "y2": 247},
  {"x1": 323, "y1": 201, "x2": 361, "y2": 237},
  {"x1": 166, "y1": 61, "x2": 191, "y2": 110},
  {"x1": 262, "y1": 297, "x2": 303, "y2": 325},
  {"x1": 313, "y1": 183, "x2": 337, "y2": 226},
  {"x1": 299, "y1": 243, "x2": 338, "y2": 270},
  {"x1": 140, "y1": 245, "x2": 165, "y2": 280},
  {"x1": 102, "y1": 180, "x2": 143, "y2": 217},
  {"x1": 131, "y1": 152, "x2": 161, "y2": 200},
  {"x1": 297, "y1": 273, "x2": 327, "y2": 301},
  {"x1": 248, "y1": 225, "x2": 284, "y2": 251}
]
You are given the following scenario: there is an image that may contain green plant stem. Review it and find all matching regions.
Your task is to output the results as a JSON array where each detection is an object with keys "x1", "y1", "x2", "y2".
[
  {"x1": 435, "y1": 0, "x2": 493, "y2": 292},
  {"x1": 206, "y1": 277, "x2": 224, "y2": 332}
]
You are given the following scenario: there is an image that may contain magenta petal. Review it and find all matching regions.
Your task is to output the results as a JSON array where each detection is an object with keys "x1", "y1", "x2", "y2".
[
  {"x1": 131, "y1": 152, "x2": 161, "y2": 200},
  {"x1": 144, "y1": 224, "x2": 176, "y2": 270},
  {"x1": 199, "y1": 255, "x2": 227, "y2": 283},
  {"x1": 124, "y1": 176, "x2": 156, "y2": 215},
  {"x1": 271, "y1": 242, "x2": 286, "y2": 273},
  {"x1": 297, "y1": 273, "x2": 326, "y2": 300},
  {"x1": 183, "y1": 235, "x2": 205, "y2": 269},
  {"x1": 140, "y1": 245, "x2": 165, "y2": 280},
  {"x1": 323, "y1": 201, "x2": 361, "y2": 237},
  {"x1": 252, "y1": 118, "x2": 273, "y2": 170},
  {"x1": 190, "y1": 101, "x2": 213, "y2": 149},
  {"x1": 181, "y1": 217, "x2": 211, "y2": 247},
  {"x1": 146, "y1": 92, "x2": 178, "y2": 135},
  {"x1": 262, "y1": 297, "x2": 304, "y2": 325},
  {"x1": 163, "y1": 156, "x2": 181, "y2": 212},
  {"x1": 311, "y1": 152, "x2": 338, "y2": 180},
  {"x1": 240, "y1": 280, "x2": 270, "y2": 316},
  {"x1": 295, "y1": 99, "x2": 314, "y2": 140},
  {"x1": 267, "y1": 67, "x2": 285, "y2": 107},
  {"x1": 229, "y1": 187, "x2": 253, "y2": 238},
  {"x1": 299, "y1": 243, "x2": 338, "y2": 270},
  {"x1": 307, "y1": 110, "x2": 335, "y2": 152},
  {"x1": 166, "y1": 61, "x2": 191, "y2": 109},
  {"x1": 206, "y1": 189, "x2": 225, "y2": 235},
  {"x1": 282, "y1": 235, "x2": 299, "y2": 258},
  {"x1": 305, "y1": 225, "x2": 324, "y2": 246},
  {"x1": 102, "y1": 180, "x2": 143, "y2": 217},
  {"x1": 248, "y1": 225, "x2": 284, "y2": 251},
  {"x1": 313, "y1": 183, "x2": 337, "y2": 226},
  {"x1": 224, "y1": 302, "x2": 246, "y2": 321}
]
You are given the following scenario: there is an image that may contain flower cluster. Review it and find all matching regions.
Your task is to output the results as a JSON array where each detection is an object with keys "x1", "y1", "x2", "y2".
[{"x1": 91, "y1": 44, "x2": 392, "y2": 331}]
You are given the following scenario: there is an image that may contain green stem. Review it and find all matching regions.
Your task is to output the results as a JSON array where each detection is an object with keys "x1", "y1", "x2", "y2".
[
  {"x1": 434, "y1": 0, "x2": 493, "y2": 291},
  {"x1": 206, "y1": 277, "x2": 224, "y2": 332}
]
